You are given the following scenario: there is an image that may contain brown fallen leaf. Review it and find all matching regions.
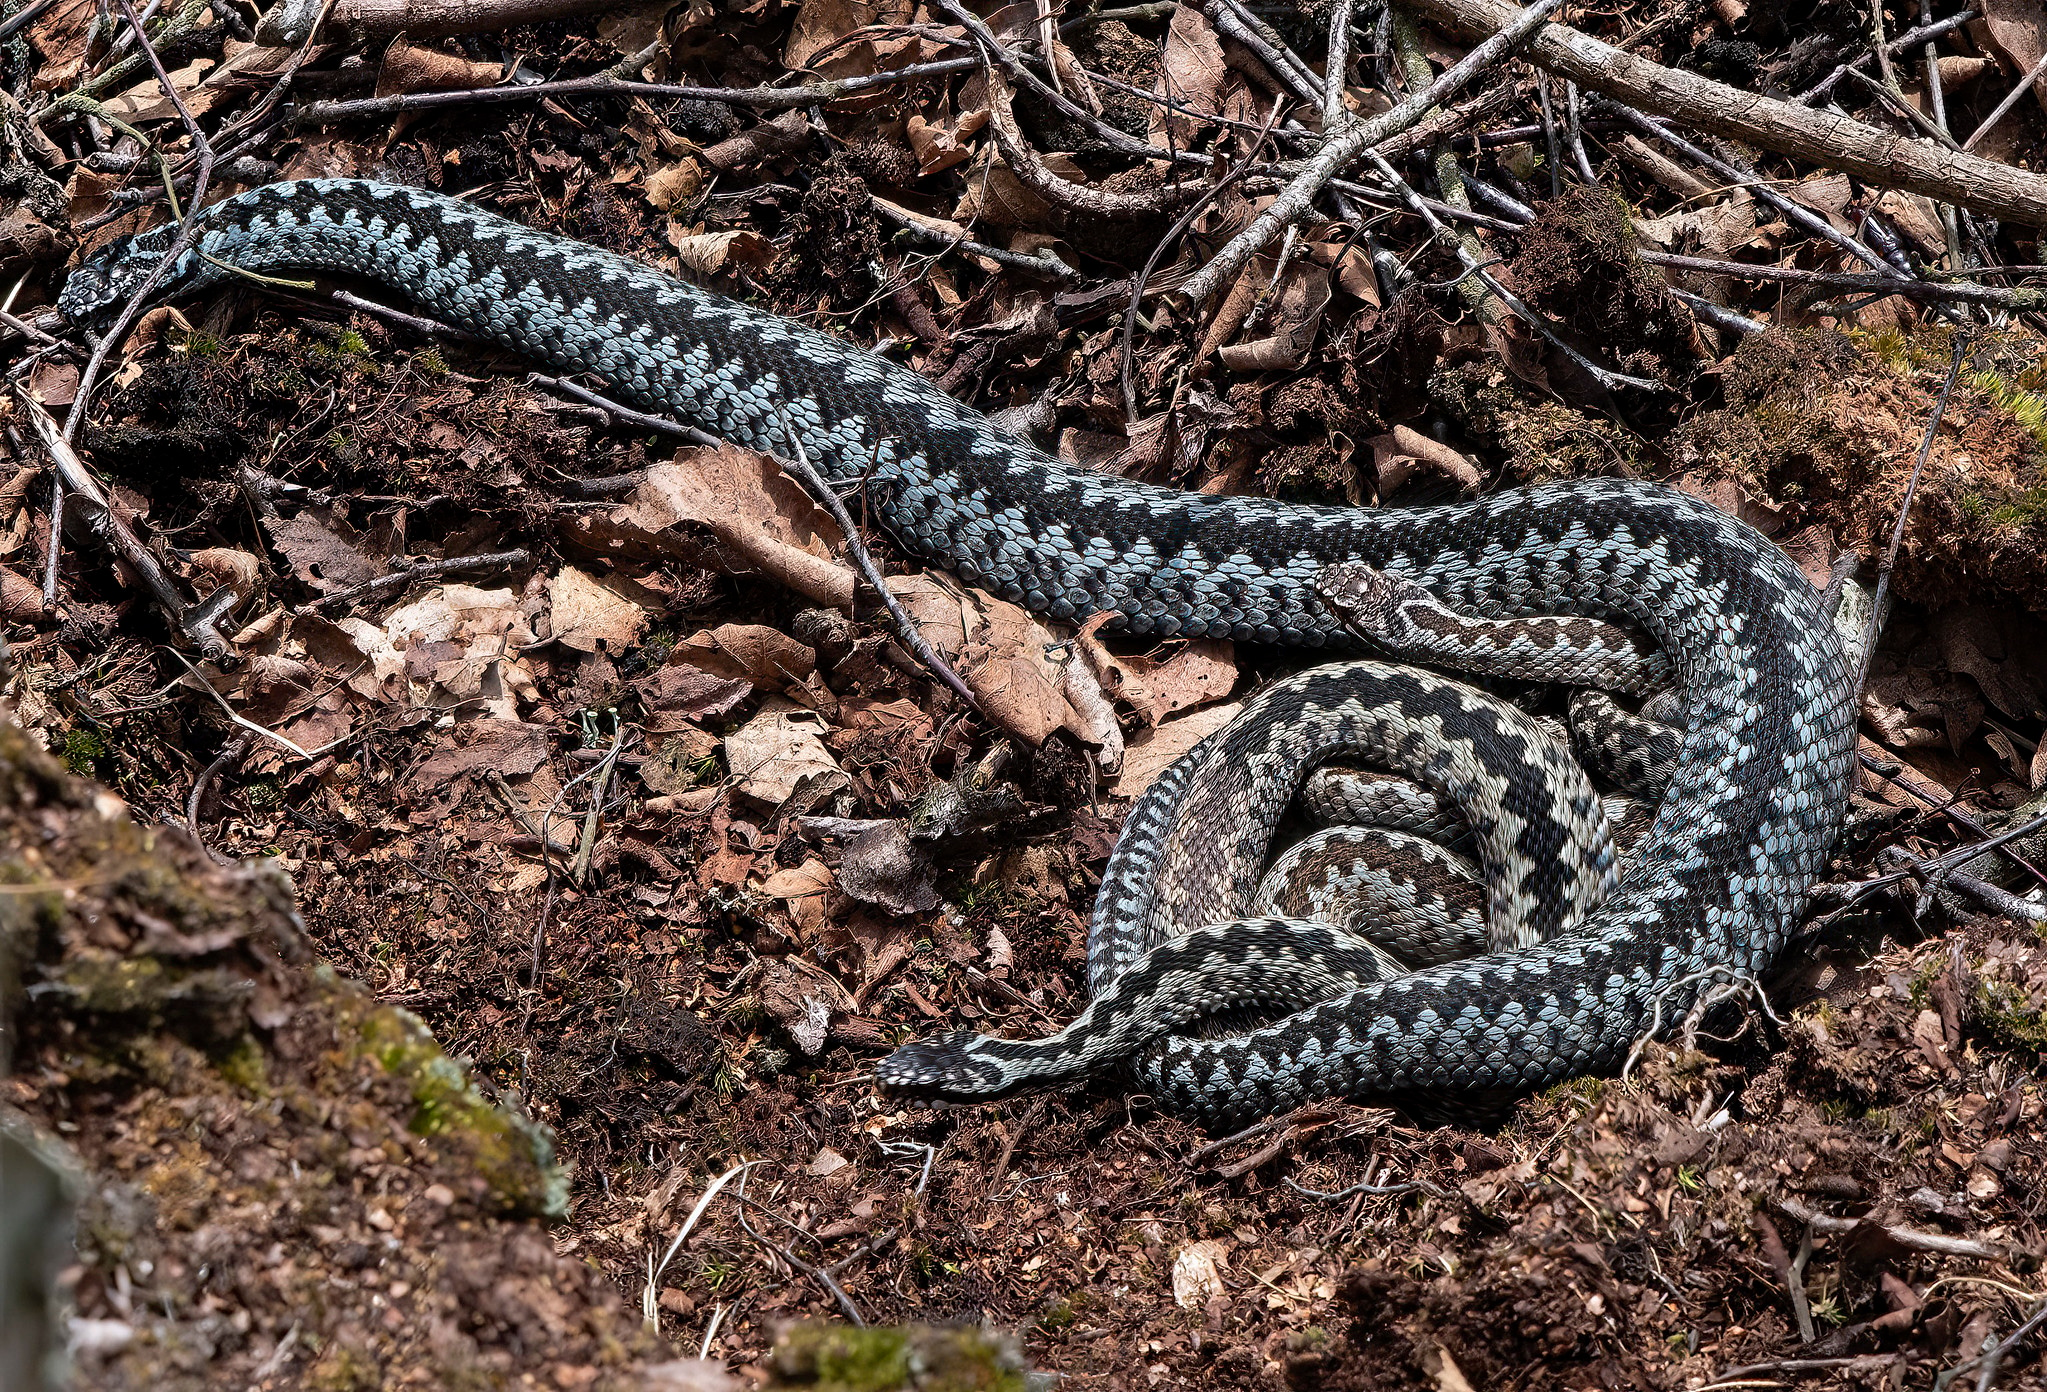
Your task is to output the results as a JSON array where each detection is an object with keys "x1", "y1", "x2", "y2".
[
  {"x1": 374, "y1": 38, "x2": 500, "y2": 96},
  {"x1": 606, "y1": 447, "x2": 851, "y2": 606},
  {"x1": 1367, "y1": 425, "x2": 1482, "y2": 501},
  {"x1": 1079, "y1": 630, "x2": 1237, "y2": 729},
  {"x1": 724, "y1": 699, "x2": 850, "y2": 808},
  {"x1": 837, "y1": 821, "x2": 940, "y2": 915},
  {"x1": 1152, "y1": 4, "x2": 1226, "y2": 146},
  {"x1": 1113, "y1": 700, "x2": 1242, "y2": 799},
  {"x1": 408, "y1": 719, "x2": 553, "y2": 794},
  {"x1": 549, "y1": 566, "x2": 649, "y2": 654}
]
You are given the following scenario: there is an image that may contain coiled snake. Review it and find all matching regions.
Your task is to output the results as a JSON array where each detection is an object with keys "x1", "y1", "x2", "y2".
[{"x1": 61, "y1": 179, "x2": 1858, "y2": 1129}]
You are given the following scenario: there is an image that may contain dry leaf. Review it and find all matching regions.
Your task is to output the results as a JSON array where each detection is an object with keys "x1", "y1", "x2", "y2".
[
  {"x1": 1368, "y1": 426, "x2": 1482, "y2": 500},
  {"x1": 724, "y1": 699, "x2": 850, "y2": 808},
  {"x1": 549, "y1": 566, "x2": 649, "y2": 653},
  {"x1": 1152, "y1": 4, "x2": 1225, "y2": 145},
  {"x1": 1082, "y1": 635, "x2": 1236, "y2": 728},
  {"x1": 665, "y1": 225, "x2": 778, "y2": 275},
  {"x1": 609, "y1": 447, "x2": 851, "y2": 605},
  {"x1": 1113, "y1": 701, "x2": 1241, "y2": 799},
  {"x1": 644, "y1": 160, "x2": 705, "y2": 212},
  {"x1": 374, "y1": 39, "x2": 501, "y2": 97},
  {"x1": 837, "y1": 822, "x2": 940, "y2": 915},
  {"x1": 1171, "y1": 1239, "x2": 1230, "y2": 1308}
]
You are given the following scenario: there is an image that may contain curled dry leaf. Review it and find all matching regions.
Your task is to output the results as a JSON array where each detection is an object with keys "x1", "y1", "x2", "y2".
[
  {"x1": 606, "y1": 447, "x2": 851, "y2": 606},
  {"x1": 1171, "y1": 1239, "x2": 1231, "y2": 1309},
  {"x1": 783, "y1": 0, "x2": 915, "y2": 72},
  {"x1": 1079, "y1": 631, "x2": 1237, "y2": 729},
  {"x1": 187, "y1": 547, "x2": 265, "y2": 592},
  {"x1": 374, "y1": 38, "x2": 501, "y2": 97},
  {"x1": 678, "y1": 624, "x2": 818, "y2": 686},
  {"x1": 724, "y1": 699, "x2": 850, "y2": 808},
  {"x1": 643, "y1": 160, "x2": 706, "y2": 212},
  {"x1": 837, "y1": 821, "x2": 941, "y2": 915},
  {"x1": 757, "y1": 956, "x2": 856, "y2": 1055},
  {"x1": 1368, "y1": 425, "x2": 1482, "y2": 500},
  {"x1": 1152, "y1": 4, "x2": 1226, "y2": 146},
  {"x1": 665, "y1": 225, "x2": 778, "y2": 276}
]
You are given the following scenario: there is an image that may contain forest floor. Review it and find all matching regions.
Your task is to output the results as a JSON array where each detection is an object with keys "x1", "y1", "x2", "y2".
[{"x1": 5, "y1": 0, "x2": 2047, "y2": 1388}]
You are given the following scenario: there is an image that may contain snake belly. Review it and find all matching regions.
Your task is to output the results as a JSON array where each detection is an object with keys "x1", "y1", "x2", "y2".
[{"x1": 60, "y1": 179, "x2": 1859, "y2": 1124}]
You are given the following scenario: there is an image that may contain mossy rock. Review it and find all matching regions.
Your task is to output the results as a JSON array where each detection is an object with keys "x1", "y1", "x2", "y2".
[
  {"x1": 769, "y1": 1322, "x2": 1041, "y2": 1392},
  {"x1": 344, "y1": 989, "x2": 569, "y2": 1220}
]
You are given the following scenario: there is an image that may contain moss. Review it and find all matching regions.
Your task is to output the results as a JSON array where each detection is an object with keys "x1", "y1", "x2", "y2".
[
  {"x1": 353, "y1": 1001, "x2": 570, "y2": 1219},
  {"x1": 215, "y1": 1033, "x2": 271, "y2": 1094},
  {"x1": 1976, "y1": 979, "x2": 2047, "y2": 1054},
  {"x1": 62, "y1": 724, "x2": 109, "y2": 777},
  {"x1": 770, "y1": 1322, "x2": 1031, "y2": 1391},
  {"x1": 1428, "y1": 360, "x2": 1641, "y2": 483}
]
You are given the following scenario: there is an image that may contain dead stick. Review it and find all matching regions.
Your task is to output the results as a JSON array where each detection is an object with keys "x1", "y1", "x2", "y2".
[
  {"x1": 1177, "y1": 0, "x2": 1564, "y2": 306},
  {"x1": 1797, "y1": 10, "x2": 1976, "y2": 105},
  {"x1": 1774, "y1": 1196, "x2": 2000, "y2": 1260},
  {"x1": 15, "y1": 387, "x2": 236, "y2": 658},
  {"x1": 774, "y1": 420, "x2": 982, "y2": 714},
  {"x1": 295, "y1": 549, "x2": 530, "y2": 614},
  {"x1": 1853, "y1": 334, "x2": 1970, "y2": 700},
  {"x1": 1403, "y1": 0, "x2": 2047, "y2": 226}
]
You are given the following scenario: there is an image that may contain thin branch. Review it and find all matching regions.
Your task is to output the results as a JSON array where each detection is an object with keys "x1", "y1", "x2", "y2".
[
  {"x1": 775, "y1": 422, "x2": 982, "y2": 713},
  {"x1": 1177, "y1": 0, "x2": 1565, "y2": 306},
  {"x1": 295, "y1": 549, "x2": 532, "y2": 615},
  {"x1": 1404, "y1": 0, "x2": 2047, "y2": 226},
  {"x1": 1852, "y1": 334, "x2": 1970, "y2": 700},
  {"x1": 1796, "y1": 10, "x2": 1977, "y2": 105}
]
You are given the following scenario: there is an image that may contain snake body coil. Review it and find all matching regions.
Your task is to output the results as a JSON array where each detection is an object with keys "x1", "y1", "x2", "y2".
[{"x1": 62, "y1": 179, "x2": 1859, "y2": 1128}]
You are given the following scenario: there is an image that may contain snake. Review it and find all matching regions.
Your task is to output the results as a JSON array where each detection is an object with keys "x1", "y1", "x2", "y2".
[{"x1": 59, "y1": 178, "x2": 1859, "y2": 1129}]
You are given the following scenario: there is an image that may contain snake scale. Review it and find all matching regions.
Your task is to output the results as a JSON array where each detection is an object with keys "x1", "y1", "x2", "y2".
[{"x1": 60, "y1": 179, "x2": 1859, "y2": 1129}]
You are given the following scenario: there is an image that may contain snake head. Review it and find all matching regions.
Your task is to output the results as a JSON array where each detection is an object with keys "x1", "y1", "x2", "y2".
[
  {"x1": 1315, "y1": 561, "x2": 1434, "y2": 645},
  {"x1": 874, "y1": 1030, "x2": 1012, "y2": 1100},
  {"x1": 57, "y1": 223, "x2": 185, "y2": 329}
]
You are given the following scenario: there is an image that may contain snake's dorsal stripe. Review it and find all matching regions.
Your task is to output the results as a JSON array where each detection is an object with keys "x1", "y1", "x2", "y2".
[{"x1": 61, "y1": 179, "x2": 1859, "y2": 1127}]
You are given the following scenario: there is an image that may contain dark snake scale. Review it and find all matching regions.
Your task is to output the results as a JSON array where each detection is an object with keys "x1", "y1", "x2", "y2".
[{"x1": 62, "y1": 179, "x2": 1860, "y2": 1129}]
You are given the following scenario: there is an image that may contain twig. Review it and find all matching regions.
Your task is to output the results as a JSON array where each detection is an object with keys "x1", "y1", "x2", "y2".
[
  {"x1": 1945, "y1": 1296, "x2": 2047, "y2": 1390},
  {"x1": 1322, "y1": 0, "x2": 1352, "y2": 136},
  {"x1": 0, "y1": 0, "x2": 57, "y2": 44},
  {"x1": 524, "y1": 375, "x2": 720, "y2": 446},
  {"x1": 977, "y1": 64, "x2": 1190, "y2": 219},
  {"x1": 1565, "y1": 80, "x2": 1597, "y2": 182},
  {"x1": 571, "y1": 723, "x2": 629, "y2": 888},
  {"x1": 869, "y1": 197, "x2": 1079, "y2": 281},
  {"x1": 732, "y1": 1170, "x2": 866, "y2": 1326},
  {"x1": 1963, "y1": 49, "x2": 2047, "y2": 153},
  {"x1": 1797, "y1": 11, "x2": 1977, "y2": 105},
  {"x1": 1403, "y1": 0, "x2": 2047, "y2": 227},
  {"x1": 39, "y1": 468, "x2": 62, "y2": 610},
  {"x1": 1775, "y1": 1196, "x2": 2001, "y2": 1260},
  {"x1": 295, "y1": 549, "x2": 531, "y2": 615},
  {"x1": 15, "y1": 387, "x2": 236, "y2": 658},
  {"x1": 64, "y1": 0, "x2": 217, "y2": 444},
  {"x1": 185, "y1": 734, "x2": 252, "y2": 865},
  {"x1": 1120, "y1": 95, "x2": 1286, "y2": 421},
  {"x1": 1177, "y1": 0, "x2": 1566, "y2": 306},
  {"x1": 774, "y1": 421, "x2": 981, "y2": 712},
  {"x1": 1284, "y1": 1174, "x2": 1424, "y2": 1201},
  {"x1": 1364, "y1": 152, "x2": 1662, "y2": 392},
  {"x1": 1852, "y1": 334, "x2": 1970, "y2": 700},
  {"x1": 1637, "y1": 252, "x2": 2044, "y2": 308},
  {"x1": 292, "y1": 57, "x2": 986, "y2": 125}
]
